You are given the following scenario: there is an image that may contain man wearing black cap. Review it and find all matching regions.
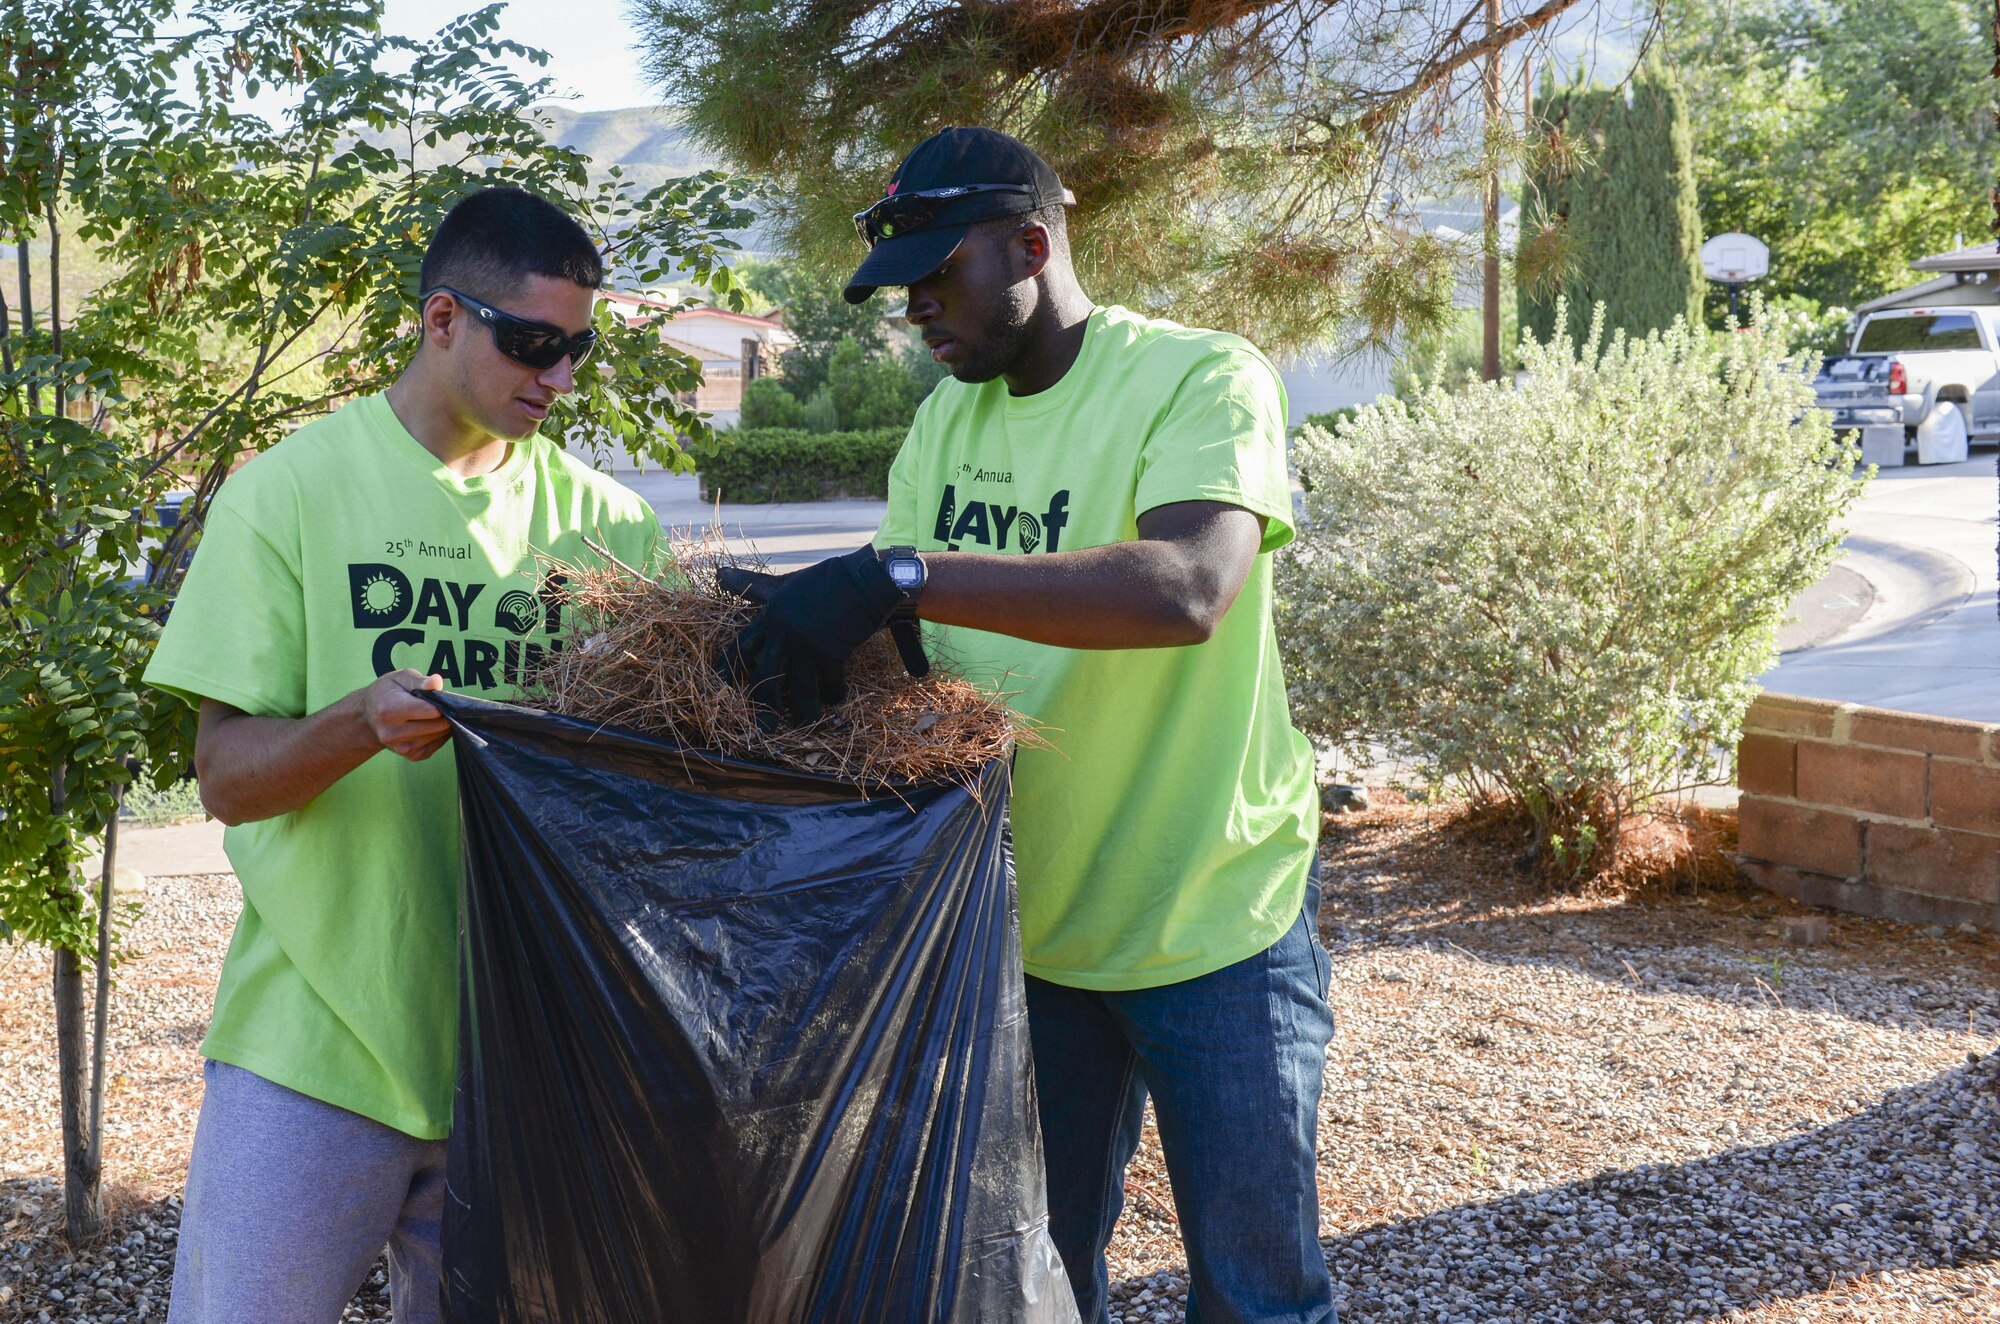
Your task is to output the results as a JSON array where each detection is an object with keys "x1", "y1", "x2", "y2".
[{"x1": 721, "y1": 127, "x2": 1335, "y2": 1323}]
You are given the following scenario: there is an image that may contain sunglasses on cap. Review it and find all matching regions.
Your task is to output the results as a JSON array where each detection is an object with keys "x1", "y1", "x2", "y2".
[
  {"x1": 851, "y1": 183, "x2": 1038, "y2": 248},
  {"x1": 424, "y1": 286, "x2": 599, "y2": 370}
]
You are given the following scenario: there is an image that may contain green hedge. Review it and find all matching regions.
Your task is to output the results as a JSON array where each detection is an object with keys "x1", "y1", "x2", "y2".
[{"x1": 697, "y1": 427, "x2": 907, "y2": 503}]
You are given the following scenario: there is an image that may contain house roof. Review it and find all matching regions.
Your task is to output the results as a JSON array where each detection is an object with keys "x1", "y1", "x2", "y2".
[
  {"x1": 1911, "y1": 242, "x2": 2000, "y2": 274},
  {"x1": 1851, "y1": 240, "x2": 2000, "y2": 314},
  {"x1": 660, "y1": 332, "x2": 739, "y2": 363},
  {"x1": 601, "y1": 289, "x2": 787, "y2": 329},
  {"x1": 1856, "y1": 274, "x2": 1968, "y2": 317}
]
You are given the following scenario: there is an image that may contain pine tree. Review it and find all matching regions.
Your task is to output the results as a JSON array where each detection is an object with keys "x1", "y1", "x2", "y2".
[
  {"x1": 632, "y1": 0, "x2": 1595, "y2": 355},
  {"x1": 1520, "y1": 61, "x2": 1703, "y2": 344}
]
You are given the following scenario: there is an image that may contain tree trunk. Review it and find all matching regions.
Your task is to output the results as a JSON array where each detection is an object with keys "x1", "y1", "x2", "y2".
[
  {"x1": 15, "y1": 228, "x2": 36, "y2": 411},
  {"x1": 45, "y1": 201, "x2": 60, "y2": 365},
  {"x1": 49, "y1": 758, "x2": 112, "y2": 1245},
  {"x1": 1481, "y1": 0, "x2": 1503, "y2": 382},
  {"x1": 0, "y1": 279, "x2": 14, "y2": 379},
  {"x1": 53, "y1": 944, "x2": 104, "y2": 1241}
]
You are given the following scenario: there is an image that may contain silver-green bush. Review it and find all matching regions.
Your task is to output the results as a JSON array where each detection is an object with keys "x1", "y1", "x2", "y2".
[{"x1": 1279, "y1": 306, "x2": 1865, "y2": 876}]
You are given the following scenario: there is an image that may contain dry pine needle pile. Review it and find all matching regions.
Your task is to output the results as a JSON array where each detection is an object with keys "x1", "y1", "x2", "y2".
[{"x1": 521, "y1": 536, "x2": 1035, "y2": 789}]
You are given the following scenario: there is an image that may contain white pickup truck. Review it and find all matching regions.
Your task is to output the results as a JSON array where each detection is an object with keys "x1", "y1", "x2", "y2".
[{"x1": 1813, "y1": 305, "x2": 2000, "y2": 464}]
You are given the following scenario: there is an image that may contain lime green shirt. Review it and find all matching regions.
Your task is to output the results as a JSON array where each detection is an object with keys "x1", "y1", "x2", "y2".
[
  {"x1": 877, "y1": 306, "x2": 1318, "y2": 990},
  {"x1": 144, "y1": 393, "x2": 661, "y2": 1138}
]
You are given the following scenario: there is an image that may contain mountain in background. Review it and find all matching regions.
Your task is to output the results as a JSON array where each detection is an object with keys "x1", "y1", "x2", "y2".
[
  {"x1": 531, "y1": 104, "x2": 777, "y2": 267},
  {"x1": 359, "y1": 103, "x2": 769, "y2": 266},
  {"x1": 533, "y1": 104, "x2": 723, "y2": 194}
]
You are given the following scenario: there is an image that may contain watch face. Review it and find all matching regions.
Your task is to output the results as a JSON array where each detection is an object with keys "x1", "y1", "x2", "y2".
[{"x1": 889, "y1": 561, "x2": 923, "y2": 589}]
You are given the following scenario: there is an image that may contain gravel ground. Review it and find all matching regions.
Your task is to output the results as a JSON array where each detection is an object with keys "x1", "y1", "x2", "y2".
[
  {"x1": 1106, "y1": 802, "x2": 2000, "y2": 1323},
  {"x1": 2, "y1": 802, "x2": 1996, "y2": 1323}
]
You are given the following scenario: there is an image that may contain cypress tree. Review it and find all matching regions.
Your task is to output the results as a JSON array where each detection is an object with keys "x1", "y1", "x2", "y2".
[
  {"x1": 1519, "y1": 79, "x2": 1615, "y2": 346},
  {"x1": 1520, "y1": 61, "x2": 1704, "y2": 345}
]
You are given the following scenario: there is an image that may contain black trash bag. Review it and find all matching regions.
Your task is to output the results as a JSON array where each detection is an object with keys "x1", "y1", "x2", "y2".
[{"x1": 433, "y1": 693, "x2": 1077, "y2": 1324}]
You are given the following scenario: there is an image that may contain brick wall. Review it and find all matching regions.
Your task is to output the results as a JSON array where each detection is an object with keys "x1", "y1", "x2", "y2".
[{"x1": 1736, "y1": 694, "x2": 2000, "y2": 931}]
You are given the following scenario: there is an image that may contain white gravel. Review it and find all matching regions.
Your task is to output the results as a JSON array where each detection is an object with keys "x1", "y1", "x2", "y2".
[
  {"x1": 3, "y1": 808, "x2": 1997, "y2": 1323},
  {"x1": 1103, "y1": 809, "x2": 2000, "y2": 1322}
]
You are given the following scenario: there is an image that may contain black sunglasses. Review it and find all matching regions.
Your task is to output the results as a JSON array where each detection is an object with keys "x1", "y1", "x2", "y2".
[
  {"x1": 851, "y1": 183, "x2": 1036, "y2": 248},
  {"x1": 424, "y1": 286, "x2": 599, "y2": 370}
]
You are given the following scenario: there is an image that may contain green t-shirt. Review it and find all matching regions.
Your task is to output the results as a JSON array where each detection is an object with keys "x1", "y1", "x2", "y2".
[
  {"x1": 876, "y1": 306, "x2": 1318, "y2": 990},
  {"x1": 144, "y1": 393, "x2": 662, "y2": 1138}
]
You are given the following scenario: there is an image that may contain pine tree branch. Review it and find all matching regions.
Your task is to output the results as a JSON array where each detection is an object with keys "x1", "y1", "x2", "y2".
[{"x1": 1353, "y1": 0, "x2": 1588, "y2": 135}]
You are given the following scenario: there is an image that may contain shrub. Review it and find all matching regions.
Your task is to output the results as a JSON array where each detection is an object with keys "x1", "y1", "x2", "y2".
[
  {"x1": 697, "y1": 427, "x2": 907, "y2": 503},
  {"x1": 1759, "y1": 293, "x2": 1855, "y2": 361},
  {"x1": 739, "y1": 375, "x2": 806, "y2": 429},
  {"x1": 1298, "y1": 407, "x2": 1359, "y2": 436},
  {"x1": 800, "y1": 385, "x2": 842, "y2": 434},
  {"x1": 827, "y1": 336, "x2": 923, "y2": 431},
  {"x1": 1278, "y1": 303, "x2": 1864, "y2": 880},
  {"x1": 123, "y1": 775, "x2": 207, "y2": 827}
]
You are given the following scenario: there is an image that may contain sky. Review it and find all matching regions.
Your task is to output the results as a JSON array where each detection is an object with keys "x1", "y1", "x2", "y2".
[{"x1": 383, "y1": 0, "x2": 660, "y2": 112}]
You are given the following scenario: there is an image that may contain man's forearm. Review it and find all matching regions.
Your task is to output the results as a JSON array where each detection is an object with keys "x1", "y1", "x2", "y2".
[
  {"x1": 195, "y1": 693, "x2": 383, "y2": 825},
  {"x1": 917, "y1": 543, "x2": 1226, "y2": 648},
  {"x1": 913, "y1": 502, "x2": 1264, "y2": 649}
]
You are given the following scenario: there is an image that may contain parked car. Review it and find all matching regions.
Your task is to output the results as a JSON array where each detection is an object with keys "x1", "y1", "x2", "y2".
[
  {"x1": 123, "y1": 490, "x2": 193, "y2": 620},
  {"x1": 1813, "y1": 307, "x2": 2000, "y2": 464}
]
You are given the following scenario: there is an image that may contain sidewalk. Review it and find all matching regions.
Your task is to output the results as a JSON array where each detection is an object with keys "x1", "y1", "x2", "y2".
[
  {"x1": 101, "y1": 818, "x2": 229, "y2": 881},
  {"x1": 618, "y1": 469, "x2": 886, "y2": 571},
  {"x1": 146, "y1": 459, "x2": 1988, "y2": 878}
]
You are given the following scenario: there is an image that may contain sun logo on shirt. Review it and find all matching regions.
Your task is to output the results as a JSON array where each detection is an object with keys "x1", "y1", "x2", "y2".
[{"x1": 357, "y1": 572, "x2": 403, "y2": 618}]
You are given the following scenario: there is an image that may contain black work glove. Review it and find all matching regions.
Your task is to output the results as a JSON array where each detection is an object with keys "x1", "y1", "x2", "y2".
[{"x1": 716, "y1": 547, "x2": 929, "y2": 728}]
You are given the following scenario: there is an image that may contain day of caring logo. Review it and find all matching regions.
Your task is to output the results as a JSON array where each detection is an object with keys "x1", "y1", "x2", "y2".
[
  {"x1": 348, "y1": 563, "x2": 564, "y2": 688},
  {"x1": 930, "y1": 484, "x2": 1070, "y2": 554}
]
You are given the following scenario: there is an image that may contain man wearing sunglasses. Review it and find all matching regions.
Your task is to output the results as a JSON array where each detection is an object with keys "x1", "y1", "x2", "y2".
[
  {"x1": 721, "y1": 127, "x2": 1335, "y2": 1323},
  {"x1": 145, "y1": 188, "x2": 661, "y2": 1324}
]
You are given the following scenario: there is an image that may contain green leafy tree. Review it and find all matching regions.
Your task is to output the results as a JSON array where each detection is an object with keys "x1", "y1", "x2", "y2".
[
  {"x1": 826, "y1": 336, "x2": 922, "y2": 432},
  {"x1": 737, "y1": 257, "x2": 885, "y2": 399},
  {"x1": 632, "y1": 0, "x2": 1596, "y2": 354},
  {"x1": 1519, "y1": 61, "x2": 1703, "y2": 344},
  {"x1": 799, "y1": 383, "x2": 840, "y2": 434},
  {"x1": 0, "y1": 0, "x2": 750, "y2": 1240},
  {"x1": 1666, "y1": 0, "x2": 1990, "y2": 318},
  {"x1": 738, "y1": 373, "x2": 805, "y2": 428},
  {"x1": 737, "y1": 259, "x2": 941, "y2": 430}
]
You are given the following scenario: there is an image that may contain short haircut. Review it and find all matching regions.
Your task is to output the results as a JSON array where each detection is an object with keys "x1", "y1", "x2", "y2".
[{"x1": 419, "y1": 188, "x2": 604, "y2": 302}]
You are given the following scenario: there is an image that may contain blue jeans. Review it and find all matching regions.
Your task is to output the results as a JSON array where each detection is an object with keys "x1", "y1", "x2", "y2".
[{"x1": 1025, "y1": 871, "x2": 1337, "y2": 1324}]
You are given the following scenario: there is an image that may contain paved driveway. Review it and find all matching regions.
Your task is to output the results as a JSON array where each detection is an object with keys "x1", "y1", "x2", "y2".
[{"x1": 1763, "y1": 455, "x2": 2000, "y2": 721}]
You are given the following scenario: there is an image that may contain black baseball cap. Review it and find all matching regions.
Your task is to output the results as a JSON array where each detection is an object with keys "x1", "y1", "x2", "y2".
[{"x1": 843, "y1": 127, "x2": 1072, "y2": 305}]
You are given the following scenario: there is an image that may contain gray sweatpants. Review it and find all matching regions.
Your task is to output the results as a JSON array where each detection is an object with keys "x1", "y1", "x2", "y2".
[{"x1": 167, "y1": 1059, "x2": 447, "y2": 1324}]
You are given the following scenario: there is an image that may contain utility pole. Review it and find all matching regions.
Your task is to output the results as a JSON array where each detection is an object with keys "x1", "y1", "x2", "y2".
[{"x1": 1481, "y1": 0, "x2": 1503, "y2": 382}]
